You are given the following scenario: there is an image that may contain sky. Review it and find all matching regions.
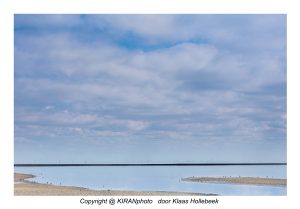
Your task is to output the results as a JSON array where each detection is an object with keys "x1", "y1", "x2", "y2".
[{"x1": 14, "y1": 14, "x2": 286, "y2": 163}]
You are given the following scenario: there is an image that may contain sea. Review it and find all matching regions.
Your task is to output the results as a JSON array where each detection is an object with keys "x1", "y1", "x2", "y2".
[{"x1": 14, "y1": 165, "x2": 287, "y2": 196}]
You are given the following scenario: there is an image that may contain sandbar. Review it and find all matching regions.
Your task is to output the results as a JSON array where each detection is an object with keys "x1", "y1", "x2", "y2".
[{"x1": 182, "y1": 176, "x2": 287, "y2": 186}]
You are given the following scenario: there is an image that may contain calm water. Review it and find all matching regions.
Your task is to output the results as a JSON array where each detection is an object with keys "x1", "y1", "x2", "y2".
[{"x1": 15, "y1": 165, "x2": 286, "y2": 196}]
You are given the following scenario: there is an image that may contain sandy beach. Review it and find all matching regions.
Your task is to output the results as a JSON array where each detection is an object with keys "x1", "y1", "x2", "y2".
[
  {"x1": 14, "y1": 173, "x2": 213, "y2": 196},
  {"x1": 182, "y1": 176, "x2": 287, "y2": 186}
]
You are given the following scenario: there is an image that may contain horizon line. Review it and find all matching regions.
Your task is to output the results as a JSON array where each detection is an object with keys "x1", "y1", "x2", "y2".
[{"x1": 14, "y1": 162, "x2": 287, "y2": 167}]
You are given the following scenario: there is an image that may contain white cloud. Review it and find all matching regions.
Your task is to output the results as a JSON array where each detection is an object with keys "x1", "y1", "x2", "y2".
[
  {"x1": 88, "y1": 15, "x2": 177, "y2": 42},
  {"x1": 44, "y1": 105, "x2": 54, "y2": 110},
  {"x1": 15, "y1": 14, "x2": 82, "y2": 28},
  {"x1": 16, "y1": 110, "x2": 99, "y2": 125},
  {"x1": 127, "y1": 120, "x2": 148, "y2": 131}
]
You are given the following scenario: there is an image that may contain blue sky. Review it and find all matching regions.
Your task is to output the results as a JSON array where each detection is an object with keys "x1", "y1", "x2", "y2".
[{"x1": 14, "y1": 14, "x2": 286, "y2": 163}]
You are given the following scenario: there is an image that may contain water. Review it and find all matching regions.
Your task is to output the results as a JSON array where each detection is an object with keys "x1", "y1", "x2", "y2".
[{"x1": 15, "y1": 165, "x2": 286, "y2": 196}]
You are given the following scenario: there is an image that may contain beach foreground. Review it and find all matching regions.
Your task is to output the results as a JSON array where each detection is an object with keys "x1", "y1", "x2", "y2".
[
  {"x1": 14, "y1": 173, "x2": 212, "y2": 196},
  {"x1": 182, "y1": 176, "x2": 287, "y2": 186}
]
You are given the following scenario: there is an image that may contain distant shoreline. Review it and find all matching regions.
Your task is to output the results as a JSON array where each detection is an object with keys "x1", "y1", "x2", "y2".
[
  {"x1": 182, "y1": 176, "x2": 287, "y2": 186},
  {"x1": 14, "y1": 173, "x2": 215, "y2": 196},
  {"x1": 14, "y1": 162, "x2": 287, "y2": 167}
]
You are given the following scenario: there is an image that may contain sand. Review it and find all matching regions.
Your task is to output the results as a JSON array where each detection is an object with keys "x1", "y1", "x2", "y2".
[
  {"x1": 182, "y1": 176, "x2": 287, "y2": 186},
  {"x1": 14, "y1": 173, "x2": 213, "y2": 196}
]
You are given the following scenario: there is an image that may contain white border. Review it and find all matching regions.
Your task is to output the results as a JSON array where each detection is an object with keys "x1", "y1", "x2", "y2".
[{"x1": 0, "y1": 0, "x2": 298, "y2": 209}]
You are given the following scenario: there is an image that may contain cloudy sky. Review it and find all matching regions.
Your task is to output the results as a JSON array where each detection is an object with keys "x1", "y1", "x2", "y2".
[{"x1": 14, "y1": 15, "x2": 286, "y2": 163}]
